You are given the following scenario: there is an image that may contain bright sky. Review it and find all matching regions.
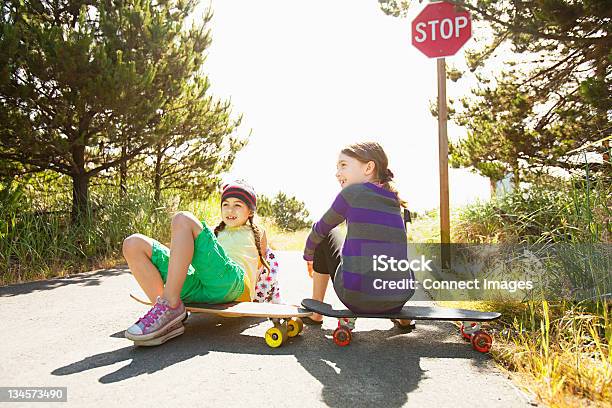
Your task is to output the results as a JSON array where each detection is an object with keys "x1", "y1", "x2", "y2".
[{"x1": 199, "y1": 0, "x2": 491, "y2": 218}]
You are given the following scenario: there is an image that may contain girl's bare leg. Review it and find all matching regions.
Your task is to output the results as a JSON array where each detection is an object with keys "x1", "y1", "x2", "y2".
[
  {"x1": 311, "y1": 271, "x2": 330, "y2": 322},
  {"x1": 122, "y1": 234, "x2": 164, "y2": 303},
  {"x1": 162, "y1": 211, "x2": 203, "y2": 308}
]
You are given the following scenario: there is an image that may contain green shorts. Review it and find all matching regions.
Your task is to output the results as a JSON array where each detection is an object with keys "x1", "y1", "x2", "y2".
[{"x1": 150, "y1": 222, "x2": 246, "y2": 303}]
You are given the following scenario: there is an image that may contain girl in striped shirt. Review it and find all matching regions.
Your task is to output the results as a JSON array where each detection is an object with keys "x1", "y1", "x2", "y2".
[{"x1": 304, "y1": 141, "x2": 415, "y2": 324}]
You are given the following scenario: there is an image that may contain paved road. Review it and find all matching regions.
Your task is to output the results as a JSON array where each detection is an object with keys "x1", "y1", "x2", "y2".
[{"x1": 1, "y1": 251, "x2": 533, "y2": 407}]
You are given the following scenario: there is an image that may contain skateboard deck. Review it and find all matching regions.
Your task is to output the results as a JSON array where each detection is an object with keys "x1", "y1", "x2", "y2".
[
  {"x1": 129, "y1": 293, "x2": 311, "y2": 348},
  {"x1": 130, "y1": 293, "x2": 312, "y2": 318},
  {"x1": 301, "y1": 299, "x2": 500, "y2": 352},
  {"x1": 301, "y1": 298, "x2": 501, "y2": 321}
]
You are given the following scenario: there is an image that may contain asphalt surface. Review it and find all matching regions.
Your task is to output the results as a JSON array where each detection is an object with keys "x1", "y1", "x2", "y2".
[{"x1": 0, "y1": 251, "x2": 533, "y2": 407}]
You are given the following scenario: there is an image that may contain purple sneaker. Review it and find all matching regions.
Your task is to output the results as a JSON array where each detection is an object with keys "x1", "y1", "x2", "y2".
[{"x1": 125, "y1": 296, "x2": 186, "y2": 342}]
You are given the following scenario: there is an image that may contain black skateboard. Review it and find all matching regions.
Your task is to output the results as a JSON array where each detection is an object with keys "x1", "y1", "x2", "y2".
[{"x1": 301, "y1": 298, "x2": 501, "y2": 352}]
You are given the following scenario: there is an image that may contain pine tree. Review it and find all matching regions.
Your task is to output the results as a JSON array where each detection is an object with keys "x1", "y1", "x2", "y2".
[
  {"x1": 0, "y1": 0, "x2": 244, "y2": 221},
  {"x1": 379, "y1": 0, "x2": 611, "y2": 177},
  {"x1": 148, "y1": 75, "x2": 245, "y2": 203}
]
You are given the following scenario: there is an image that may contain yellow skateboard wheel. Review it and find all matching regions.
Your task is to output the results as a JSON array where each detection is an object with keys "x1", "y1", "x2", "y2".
[
  {"x1": 295, "y1": 318, "x2": 304, "y2": 334},
  {"x1": 265, "y1": 326, "x2": 285, "y2": 348},
  {"x1": 287, "y1": 318, "x2": 304, "y2": 337}
]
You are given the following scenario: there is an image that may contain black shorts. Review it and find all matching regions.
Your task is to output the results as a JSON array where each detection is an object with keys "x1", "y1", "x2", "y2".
[{"x1": 312, "y1": 227, "x2": 343, "y2": 281}]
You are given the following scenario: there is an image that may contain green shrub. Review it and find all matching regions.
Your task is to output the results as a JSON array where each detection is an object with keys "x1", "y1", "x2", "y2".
[
  {"x1": 0, "y1": 177, "x2": 223, "y2": 284},
  {"x1": 269, "y1": 192, "x2": 311, "y2": 232},
  {"x1": 454, "y1": 177, "x2": 611, "y2": 244},
  {"x1": 253, "y1": 192, "x2": 311, "y2": 232}
]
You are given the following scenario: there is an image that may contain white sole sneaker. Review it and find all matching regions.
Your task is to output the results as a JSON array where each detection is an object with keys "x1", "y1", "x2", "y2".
[
  {"x1": 132, "y1": 323, "x2": 185, "y2": 347},
  {"x1": 125, "y1": 308, "x2": 187, "y2": 341}
]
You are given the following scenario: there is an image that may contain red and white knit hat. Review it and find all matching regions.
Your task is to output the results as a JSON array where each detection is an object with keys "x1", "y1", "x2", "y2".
[{"x1": 221, "y1": 180, "x2": 257, "y2": 210}]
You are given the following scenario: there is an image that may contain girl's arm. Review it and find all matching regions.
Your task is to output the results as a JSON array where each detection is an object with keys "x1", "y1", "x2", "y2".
[{"x1": 303, "y1": 190, "x2": 350, "y2": 261}]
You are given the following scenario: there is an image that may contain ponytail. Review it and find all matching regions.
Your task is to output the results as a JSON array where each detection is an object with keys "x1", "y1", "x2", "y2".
[{"x1": 380, "y1": 168, "x2": 408, "y2": 209}]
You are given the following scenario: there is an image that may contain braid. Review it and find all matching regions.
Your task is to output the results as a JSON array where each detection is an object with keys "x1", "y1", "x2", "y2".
[
  {"x1": 213, "y1": 221, "x2": 226, "y2": 236},
  {"x1": 382, "y1": 180, "x2": 408, "y2": 208},
  {"x1": 374, "y1": 167, "x2": 407, "y2": 209},
  {"x1": 248, "y1": 216, "x2": 270, "y2": 272}
]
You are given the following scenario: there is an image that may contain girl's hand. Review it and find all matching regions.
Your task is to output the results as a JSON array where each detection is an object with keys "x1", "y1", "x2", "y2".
[{"x1": 306, "y1": 261, "x2": 314, "y2": 278}]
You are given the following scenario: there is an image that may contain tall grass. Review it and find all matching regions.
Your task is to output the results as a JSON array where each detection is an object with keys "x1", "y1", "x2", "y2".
[
  {"x1": 0, "y1": 174, "x2": 222, "y2": 285},
  {"x1": 505, "y1": 301, "x2": 611, "y2": 406},
  {"x1": 443, "y1": 298, "x2": 611, "y2": 407},
  {"x1": 413, "y1": 173, "x2": 611, "y2": 406},
  {"x1": 0, "y1": 172, "x2": 313, "y2": 285},
  {"x1": 453, "y1": 177, "x2": 611, "y2": 245}
]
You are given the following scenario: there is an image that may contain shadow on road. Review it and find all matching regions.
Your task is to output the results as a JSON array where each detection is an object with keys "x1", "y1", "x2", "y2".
[
  {"x1": 52, "y1": 315, "x2": 489, "y2": 408},
  {"x1": 0, "y1": 268, "x2": 128, "y2": 297}
]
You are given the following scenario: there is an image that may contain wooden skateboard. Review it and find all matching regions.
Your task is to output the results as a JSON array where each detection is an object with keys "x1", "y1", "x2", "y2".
[
  {"x1": 130, "y1": 293, "x2": 312, "y2": 348},
  {"x1": 301, "y1": 298, "x2": 501, "y2": 352}
]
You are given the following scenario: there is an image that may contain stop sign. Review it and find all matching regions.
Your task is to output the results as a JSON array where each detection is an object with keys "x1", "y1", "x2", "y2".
[{"x1": 411, "y1": 1, "x2": 472, "y2": 58}]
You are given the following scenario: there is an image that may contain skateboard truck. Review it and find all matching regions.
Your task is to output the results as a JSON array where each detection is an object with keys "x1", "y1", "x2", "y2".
[{"x1": 264, "y1": 317, "x2": 304, "y2": 348}]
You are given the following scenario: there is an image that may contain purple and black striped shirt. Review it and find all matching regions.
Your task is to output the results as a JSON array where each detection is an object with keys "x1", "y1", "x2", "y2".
[{"x1": 304, "y1": 182, "x2": 411, "y2": 312}]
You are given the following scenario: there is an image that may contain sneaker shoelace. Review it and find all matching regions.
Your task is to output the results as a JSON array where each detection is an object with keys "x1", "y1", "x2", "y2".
[{"x1": 139, "y1": 302, "x2": 169, "y2": 328}]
